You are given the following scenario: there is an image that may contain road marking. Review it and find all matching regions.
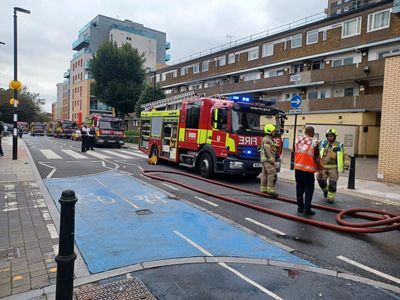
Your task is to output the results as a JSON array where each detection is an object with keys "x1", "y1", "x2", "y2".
[
  {"x1": 245, "y1": 218, "x2": 286, "y2": 236},
  {"x1": 46, "y1": 224, "x2": 59, "y2": 239},
  {"x1": 162, "y1": 183, "x2": 178, "y2": 191},
  {"x1": 38, "y1": 162, "x2": 57, "y2": 178},
  {"x1": 86, "y1": 151, "x2": 111, "y2": 160},
  {"x1": 94, "y1": 179, "x2": 140, "y2": 209},
  {"x1": 120, "y1": 150, "x2": 147, "y2": 159},
  {"x1": 40, "y1": 149, "x2": 62, "y2": 159},
  {"x1": 194, "y1": 196, "x2": 219, "y2": 207},
  {"x1": 102, "y1": 150, "x2": 133, "y2": 159},
  {"x1": 137, "y1": 166, "x2": 144, "y2": 171},
  {"x1": 62, "y1": 149, "x2": 88, "y2": 159},
  {"x1": 337, "y1": 256, "x2": 400, "y2": 285},
  {"x1": 174, "y1": 230, "x2": 283, "y2": 300}
]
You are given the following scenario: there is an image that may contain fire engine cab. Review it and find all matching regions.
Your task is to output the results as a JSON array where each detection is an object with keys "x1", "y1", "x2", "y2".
[
  {"x1": 87, "y1": 114, "x2": 125, "y2": 147},
  {"x1": 139, "y1": 95, "x2": 286, "y2": 178}
]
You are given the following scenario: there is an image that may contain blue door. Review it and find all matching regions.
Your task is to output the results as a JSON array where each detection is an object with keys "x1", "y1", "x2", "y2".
[{"x1": 283, "y1": 138, "x2": 289, "y2": 149}]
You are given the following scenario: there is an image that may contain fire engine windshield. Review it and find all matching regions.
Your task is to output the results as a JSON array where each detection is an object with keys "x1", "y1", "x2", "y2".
[
  {"x1": 231, "y1": 111, "x2": 263, "y2": 135},
  {"x1": 99, "y1": 120, "x2": 123, "y2": 130},
  {"x1": 62, "y1": 122, "x2": 77, "y2": 129}
]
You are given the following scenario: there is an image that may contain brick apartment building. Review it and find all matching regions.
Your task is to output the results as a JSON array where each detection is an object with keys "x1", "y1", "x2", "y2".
[{"x1": 149, "y1": 0, "x2": 400, "y2": 182}]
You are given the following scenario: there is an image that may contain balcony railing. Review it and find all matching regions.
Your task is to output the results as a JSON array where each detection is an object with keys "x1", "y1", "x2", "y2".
[
  {"x1": 72, "y1": 35, "x2": 90, "y2": 51},
  {"x1": 63, "y1": 69, "x2": 70, "y2": 79},
  {"x1": 73, "y1": 48, "x2": 92, "y2": 60}
]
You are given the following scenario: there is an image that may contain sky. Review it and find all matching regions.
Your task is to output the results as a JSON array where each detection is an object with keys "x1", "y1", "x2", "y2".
[{"x1": 0, "y1": 0, "x2": 327, "y2": 113}]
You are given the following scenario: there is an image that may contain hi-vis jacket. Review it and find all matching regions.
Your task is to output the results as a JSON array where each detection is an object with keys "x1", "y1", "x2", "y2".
[
  {"x1": 320, "y1": 140, "x2": 347, "y2": 172},
  {"x1": 294, "y1": 136, "x2": 320, "y2": 173}
]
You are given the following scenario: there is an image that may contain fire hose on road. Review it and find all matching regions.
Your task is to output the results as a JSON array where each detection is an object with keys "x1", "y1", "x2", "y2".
[{"x1": 143, "y1": 170, "x2": 400, "y2": 234}]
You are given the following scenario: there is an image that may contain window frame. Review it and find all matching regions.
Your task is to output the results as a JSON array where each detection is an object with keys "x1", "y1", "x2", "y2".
[
  {"x1": 193, "y1": 63, "x2": 200, "y2": 74},
  {"x1": 367, "y1": 9, "x2": 391, "y2": 33},
  {"x1": 202, "y1": 60, "x2": 209, "y2": 72},
  {"x1": 342, "y1": 17, "x2": 362, "y2": 39},
  {"x1": 262, "y1": 43, "x2": 274, "y2": 57},
  {"x1": 248, "y1": 47, "x2": 259, "y2": 61},
  {"x1": 291, "y1": 34, "x2": 302, "y2": 49},
  {"x1": 306, "y1": 30, "x2": 319, "y2": 45}
]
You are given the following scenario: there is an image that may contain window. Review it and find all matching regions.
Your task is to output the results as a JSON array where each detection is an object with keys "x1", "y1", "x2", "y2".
[
  {"x1": 322, "y1": 30, "x2": 327, "y2": 41},
  {"x1": 212, "y1": 108, "x2": 228, "y2": 131},
  {"x1": 161, "y1": 73, "x2": 166, "y2": 81},
  {"x1": 248, "y1": 47, "x2": 259, "y2": 61},
  {"x1": 306, "y1": 30, "x2": 319, "y2": 45},
  {"x1": 320, "y1": 90, "x2": 326, "y2": 99},
  {"x1": 312, "y1": 60, "x2": 323, "y2": 70},
  {"x1": 202, "y1": 60, "x2": 209, "y2": 72},
  {"x1": 180, "y1": 66, "x2": 189, "y2": 76},
  {"x1": 186, "y1": 103, "x2": 201, "y2": 129},
  {"x1": 217, "y1": 55, "x2": 226, "y2": 67},
  {"x1": 368, "y1": 9, "x2": 390, "y2": 32},
  {"x1": 262, "y1": 43, "x2": 274, "y2": 57},
  {"x1": 342, "y1": 17, "x2": 361, "y2": 38},
  {"x1": 308, "y1": 91, "x2": 318, "y2": 99},
  {"x1": 344, "y1": 87, "x2": 354, "y2": 96},
  {"x1": 193, "y1": 63, "x2": 199, "y2": 74},
  {"x1": 243, "y1": 72, "x2": 260, "y2": 81},
  {"x1": 332, "y1": 57, "x2": 353, "y2": 67},
  {"x1": 228, "y1": 53, "x2": 235, "y2": 64},
  {"x1": 332, "y1": 59, "x2": 342, "y2": 67},
  {"x1": 293, "y1": 63, "x2": 304, "y2": 74},
  {"x1": 291, "y1": 34, "x2": 302, "y2": 48},
  {"x1": 378, "y1": 48, "x2": 400, "y2": 59},
  {"x1": 265, "y1": 69, "x2": 284, "y2": 78},
  {"x1": 343, "y1": 57, "x2": 354, "y2": 65}
]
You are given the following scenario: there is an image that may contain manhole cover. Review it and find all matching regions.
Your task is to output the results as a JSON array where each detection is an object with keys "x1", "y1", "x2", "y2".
[
  {"x1": 135, "y1": 209, "x2": 153, "y2": 216},
  {"x1": 0, "y1": 247, "x2": 20, "y2": 260},
  {"x1": 75, "y1": 277, "x2": 156, "y2": 300}
]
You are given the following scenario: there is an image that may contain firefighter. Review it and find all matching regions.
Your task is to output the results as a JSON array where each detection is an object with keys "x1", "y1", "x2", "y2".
[
  {"x1": 317, "y1": 128, "x2": 349, "y2": 203},
  {"x1": 80, "y1": 124, "x2": 89, "y2": 152},
  {"x1": 260, "y1": 123, "x2": 279, "y2": 198}
]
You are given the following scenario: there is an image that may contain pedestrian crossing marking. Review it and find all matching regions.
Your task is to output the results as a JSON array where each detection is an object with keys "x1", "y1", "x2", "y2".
[
  {"x1": 85, "y1": 151, "x2": 112, "y2": 160},
  {"x1": 62, "y1": 149, "x2": 88, "y2": 159},
  {"x1": 102, "y1": 150, "x2": 133, "y2": 159},
  {"x1": 40, "y1": 149, "x2": 62, "y2": 159},
  {"x1": 120, "y1": 150, "x2": 148, "y2": 159}
]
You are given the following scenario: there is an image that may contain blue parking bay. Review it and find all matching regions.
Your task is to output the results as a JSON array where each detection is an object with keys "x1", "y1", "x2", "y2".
[{"x1": 45, "y1": 172, "x2": 312, "y2": 273}]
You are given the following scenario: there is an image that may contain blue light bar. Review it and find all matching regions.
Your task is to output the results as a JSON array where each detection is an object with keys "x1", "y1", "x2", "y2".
[{"x1": 228, "y1": 95, "x2": 252, "y2": 102}]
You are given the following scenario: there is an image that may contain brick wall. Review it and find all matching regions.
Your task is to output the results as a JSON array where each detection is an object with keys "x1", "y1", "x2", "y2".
[{"x1": 378, "y1": 55, "x2": 400, "y2": 183}]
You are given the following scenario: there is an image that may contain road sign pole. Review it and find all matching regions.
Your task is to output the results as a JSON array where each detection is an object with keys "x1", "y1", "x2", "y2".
[{"x1": 290, "y1": 113, "x2": 298, "y2": 170}]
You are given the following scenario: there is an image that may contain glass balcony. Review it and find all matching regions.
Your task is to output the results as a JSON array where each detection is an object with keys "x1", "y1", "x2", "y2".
[
  {"x1": 166, "y1": 41, "x2": 171, "y2": 50},
  {"x1": 165, "y1": 53, "x2": 171, "y2": 61},
  {"x1": 73, "y1": 48, "x2": 92, "y2": 60},
  {"x1": 63, "y1": 69, "x2": 70, "y2": 79},
  {"x1": 72, "y1": 35, "x2": 90, "y2": 51},
  {"x1": 84, "y1": 60, "x2": 91, "y2": 70}
]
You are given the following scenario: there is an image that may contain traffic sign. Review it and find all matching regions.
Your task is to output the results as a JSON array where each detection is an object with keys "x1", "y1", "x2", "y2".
[
  {"x1": 289, "y1": 108, "x2": 302, "y2": 114},
  {"x1": 290, "y1": 95, "x2": 302, "y2": 109},
  {"x1": 9, "y1": 80, "x2": 22, "y2": 90}
]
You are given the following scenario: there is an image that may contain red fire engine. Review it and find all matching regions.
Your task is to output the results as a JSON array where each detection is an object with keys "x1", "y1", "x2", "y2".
[
  {"x1": 139, "y1": 95, "x2": 286, "y2": 177},
  {"x1": 87, "y1": 114, "x2": 125, "y2": 147}
]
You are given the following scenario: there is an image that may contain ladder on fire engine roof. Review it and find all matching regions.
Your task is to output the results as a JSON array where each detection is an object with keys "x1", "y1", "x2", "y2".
[{"x1": 141, "y1": 91, "x2": 200, "y2": 111}]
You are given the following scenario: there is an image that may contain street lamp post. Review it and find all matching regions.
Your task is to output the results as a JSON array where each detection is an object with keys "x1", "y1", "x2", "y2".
[{"x1": 13, "y1": 7, "x2": 30, "y2": 160}]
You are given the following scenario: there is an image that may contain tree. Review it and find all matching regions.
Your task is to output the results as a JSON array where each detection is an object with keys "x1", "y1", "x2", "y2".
[
  {"x1": 0, "y1": 87, "x2": 45, "y2": 123},
  {"x1": 91, "y1": 41, "x2": 146, "y2": 118},
  {"x1": 135, "y1": 83, "x2": 166, "y2": 117}
]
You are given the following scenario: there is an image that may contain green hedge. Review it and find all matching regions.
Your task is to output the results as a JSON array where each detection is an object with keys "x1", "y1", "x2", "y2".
[{"x1": 124, "y1": 135, "x2": 139, "y2": 144}]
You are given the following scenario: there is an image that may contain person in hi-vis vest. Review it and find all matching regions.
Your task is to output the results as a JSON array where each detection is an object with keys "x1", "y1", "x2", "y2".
[
  {"x1": 317, "y1": 128, "x2": 349, "y2": 203},
  {"x1": 260, "y1": 123, "x2": 279, "y2": 198}
]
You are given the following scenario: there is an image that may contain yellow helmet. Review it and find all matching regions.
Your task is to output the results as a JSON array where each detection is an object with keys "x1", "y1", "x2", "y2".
[
  {"x1": 264, "y1": 123, "x2": 276, "y2": 135},
  {"x1": 326, "y1": 128, "x2": 338, "y2": 138}
]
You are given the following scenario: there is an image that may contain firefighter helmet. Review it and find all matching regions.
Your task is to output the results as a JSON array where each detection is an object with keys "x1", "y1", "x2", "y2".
[
  {"x1": 326, "y1": 128, "x2": 338, "y2": 138},
  {"x1": 264, "y1": 124, "x2": 276, "y2": 135}
]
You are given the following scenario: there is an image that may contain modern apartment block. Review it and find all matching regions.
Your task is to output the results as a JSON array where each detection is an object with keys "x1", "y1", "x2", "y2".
[
  {"x1": 68, "y1": 15, "x2": 169, "y2": 124},
  {"x1": 151, "y1": 0, "x2": 399, "y2": 182},
  {"x1": 326, "y1": 0, "x2": 384, "y2": 16}
]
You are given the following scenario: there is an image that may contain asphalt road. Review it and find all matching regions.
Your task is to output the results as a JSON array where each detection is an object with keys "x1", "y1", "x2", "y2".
[{"x1": 24, "y1": 134, "x2": 400, "y2": 298}]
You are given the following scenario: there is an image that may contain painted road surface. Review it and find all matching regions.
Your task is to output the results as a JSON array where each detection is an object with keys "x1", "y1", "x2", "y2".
[{"x1": 45, "y1": 171, "x2": 312, "y2": 273}]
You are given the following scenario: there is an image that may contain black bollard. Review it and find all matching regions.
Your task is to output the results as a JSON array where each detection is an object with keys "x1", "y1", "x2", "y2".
[
  {"x1": 55, "y1": 190, "x2": 77, "y2": 300},
  {"x1": 347, "y1": 156, "x2": 356, "y2": 190}
]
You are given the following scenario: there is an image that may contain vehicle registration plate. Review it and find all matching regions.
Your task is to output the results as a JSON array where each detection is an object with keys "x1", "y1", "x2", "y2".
[{"x1": 253, "y1": 163, "x2": 262, "y2": 168}]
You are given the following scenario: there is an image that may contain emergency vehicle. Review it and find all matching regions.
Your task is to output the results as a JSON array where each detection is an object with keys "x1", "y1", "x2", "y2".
[
  {"x1": 139, "y1": 95, "x2": 286, "y2": 178},
  {"x1": 55, "y1": 120, "x2": 77, "y2": 138},
  {"x1": 87, "y1": 114, "x2": 125, "y2": 147},
  {"x1": 29, "y1": 122, "x2": 45, "y2": 136}
]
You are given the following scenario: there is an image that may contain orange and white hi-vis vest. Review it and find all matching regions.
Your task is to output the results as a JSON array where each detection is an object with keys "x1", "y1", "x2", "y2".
[{"x1": 294, "y1": 136, "x2": 319, "y2": 173}]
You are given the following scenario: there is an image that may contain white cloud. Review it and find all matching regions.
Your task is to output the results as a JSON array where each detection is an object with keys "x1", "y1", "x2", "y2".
[{"x1": 0, "y1": 0, "x2": 326, "y2": 113}]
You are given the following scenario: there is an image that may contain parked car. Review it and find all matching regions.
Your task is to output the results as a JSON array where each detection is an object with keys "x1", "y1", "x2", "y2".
[{"x1": 71, "y1": 129, "x2": 82, "y2": 141}]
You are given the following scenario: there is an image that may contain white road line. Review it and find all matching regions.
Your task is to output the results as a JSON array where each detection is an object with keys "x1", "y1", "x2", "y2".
[
  {"x1": 61, "y1": 149, "x2": 88, "y2": 159},
  {"x1": 102, "y1": 150, "x2": 133, "y2": 159},
  {"x1": 137, "y1": 166, "x2": 144, "y2": 171},
  {"x1": 174, "y1": 230, "x2": 283, "y2": 300},
  {"x1": 101, "y1": 161, "x2": 106, "y2": 168},
  {"x1": 94, "y1": 179, "x2": 140, "y2": 209},
  {"x1": 85, "y1": 151, "x2": 111, "y2": 160},
  {"x1": 120, "y1": 150, "x2": 147, "y2": 159},
  {"x1": 245, "y1": 218, "x2": 286, "y2": 236},
  {"x1": 38, "y1": 162, "x2": 57, "y2": 178},
  {"x1": 337, "y1": 256, "x2": 400, "y2": 285},
  {"x1": 194, "y1": 196, "x2": 219, "y2": 207},
  {"x1": 40, "y1": 149, "x2": 62, "y2": 159},
  {"x1": 162, "y1": 183, "x2": 178, "y2": 191}
]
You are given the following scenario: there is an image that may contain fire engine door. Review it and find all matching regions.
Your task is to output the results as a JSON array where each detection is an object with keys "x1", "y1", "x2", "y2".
[{"x1": 210, "y1": 108, "x2": 228, "y2": 155}]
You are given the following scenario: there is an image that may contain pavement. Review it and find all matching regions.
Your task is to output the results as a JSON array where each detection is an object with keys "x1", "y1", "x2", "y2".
[{"x1": 0, "y1": 136, "x2": 399, "y2": 299}]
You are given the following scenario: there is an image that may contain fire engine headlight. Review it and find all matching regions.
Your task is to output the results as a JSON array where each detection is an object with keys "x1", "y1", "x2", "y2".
[{"x1": 229, "y1": 161, "x2": 243, "y2": 169}]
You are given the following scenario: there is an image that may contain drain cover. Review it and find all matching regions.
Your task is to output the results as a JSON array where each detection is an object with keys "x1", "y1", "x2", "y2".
[
  {"x1": 0, "y1": 247, "x2": 20, "y2": 261},
  {"x1": 135, "y1": 209, "x2": 153, "y2": 215},
  {"x1": 75, "y1": 277, "x2": 156, "y2": 300}
]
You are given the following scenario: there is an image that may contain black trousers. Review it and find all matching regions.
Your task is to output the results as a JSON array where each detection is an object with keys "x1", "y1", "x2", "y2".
[
  {"x1": 0, "y1": 138, "x2": 3, "y2": 156},
  {"x1": 81, "y1": 135, "x2": 88, "y2": 152},
  {"x1": 295, "y1": 169, "x2": 315, "y2": 211}
]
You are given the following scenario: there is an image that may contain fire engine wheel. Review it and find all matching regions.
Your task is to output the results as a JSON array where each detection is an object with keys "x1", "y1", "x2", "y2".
[{"x1": 198, "y1": 153, "x2": 214, "y2": 178}]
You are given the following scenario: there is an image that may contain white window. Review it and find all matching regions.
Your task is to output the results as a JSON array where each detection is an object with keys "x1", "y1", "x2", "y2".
[
  {"x1": 368, "y1": 9, "x2": 390, "y2": 32},
  {"x1": 228, "y1": 53, "x2": 235, "y2": 64},
  {"x1": 378, "y1": 48, "x2": 400, "y2": 59},
  {"x1": 306, "y1": 30, "x2": 318, "y2": 45},
  {"x1": 202, "y1": 60, "x2": 209, "y2": 72},
  {"x1": 322, "y1": 30, "x2": 327, "y2": 41},
  {"x1": 248, "y1": 47, "x2": 259, "y2": 61},
  {"x1": 217, "y1": 55, "x2": 226, "y2": 66},
  {"x1": 265, "y1": 69, "x2": 284, "y2": 78},
  {"x1": 291, "y1": 34, "x2": 302, "y2": 49},
  {"x1": 156, "y1": 74, "x2": 160, "y2": 82},
  {"x1": 180, "y1": 66, "x2": 189, "y2": 76},
  {"x1": 173, "y1": 70, "x2": 177, "y2": 78},
  {"x1": 342, "y1": 17, "x2": 361, "y2": 38},
  {"x1": 343, "y1": 57, "x2": 354, "y2": 65},
  {"x1": 193, "y1": 63, "x2": 199, "y2": 74},
  {"x1": 262, "y1": 43, "x2": 274, "y2": 57},
  {"x1": 332, "y1": 57, "x2": 354, "y2": 67},
  {"x1": 161, "y1": 73, "x2": 166, "y2": 81}
]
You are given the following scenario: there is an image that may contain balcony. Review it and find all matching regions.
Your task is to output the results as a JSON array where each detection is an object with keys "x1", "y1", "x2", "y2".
[
  {"x1": 73, "y1": 48, "x2": 92, "y2": 60},
  {"x1": 165, "y1": 53, "x2": 171, "y2": 62},
  {"x1": 63, "y1": 69, "x2": 70, "y2": 79},
  {"x1": 84, "y1": 60, "x2": 91, "y2": 70},
  {"x1": 165, "y1": 41, "x2": 171, "y2": 50},
  {"x1": 72, "y1": 35, "x2": 90, "y2": 51}
]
